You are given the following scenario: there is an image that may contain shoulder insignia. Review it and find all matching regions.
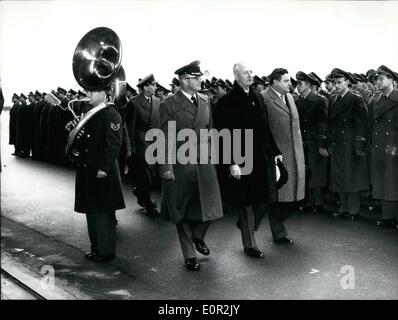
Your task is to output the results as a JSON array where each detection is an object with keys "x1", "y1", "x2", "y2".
[{"x1": 110, "y1": 122, "x2": 121, "y2": 131}]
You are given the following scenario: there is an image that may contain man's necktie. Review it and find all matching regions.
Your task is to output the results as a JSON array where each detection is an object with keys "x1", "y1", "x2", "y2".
[
  {"x1": 191, "y1": 95, "x2": 198, "y2": 107},
  {"x1": 337, "y1": 95, "x2": 342, "y2": 102}
]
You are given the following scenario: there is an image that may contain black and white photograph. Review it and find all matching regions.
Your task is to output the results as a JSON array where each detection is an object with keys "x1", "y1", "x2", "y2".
[{"x1": 0, "y1": 0, "x2": 397, "y2": 312}]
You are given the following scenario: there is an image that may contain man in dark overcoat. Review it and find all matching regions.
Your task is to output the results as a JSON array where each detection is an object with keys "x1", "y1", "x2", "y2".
[
  {"x1": 126, "y1": 74, "x2": 160, "y2": 217},
  {"x1": 73, "y1": 87, "x2": 125, "y2": 262},
  {"x1": 158, "y1": 61, "x2": 223, "y2": 271},
  {"x1": 369, "y1": 65, "x2": 398, "y2": 229},
  {"x1": 328, "y1": 68, "x2": 370, "y2": 220},
  {"x1": 214, "y1": 63, "x2": 283, "y2": 258},
  {"x1": 9, "y1": 94, "x2": 21, "y2": 155},
  {"x1": 295, "y1": 71, "x2": 329, "y2": 213}
]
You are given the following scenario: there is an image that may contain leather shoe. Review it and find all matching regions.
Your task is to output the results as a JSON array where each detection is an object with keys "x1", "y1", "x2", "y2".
[
  {"x1": 185, "y1": 258, "x2": 200, "y2": 271},
  {"x1": 333, "y1": 211, "x2": 348, "y2": 218},
  {"x1": 85, "y1": 252, "x2": 115, "y2": 262},
  {"x1": 273, "y1": 236, "x2": 294, "y2": 245},
  {"x1": 244, "y1": 247, "x2": 264, "y2": 258},
  {"x1": 145, "y1": 206, "x2": 159, "y2": 217},
  {"x1": 348, "y1": 214, "x2": 360, "y2": 221},
  {"x1": 193, "y1": 238, "x2": 210, "y2": 255},
  {"x1": 376, "y1": 219, "x2": 396, "y2": 228},
  {"x1": 312, "y1": 206, "x2": 323, "y2": 213},
  {"x1": 132, "y1": 188, "x2": 145, "y2": 207}
]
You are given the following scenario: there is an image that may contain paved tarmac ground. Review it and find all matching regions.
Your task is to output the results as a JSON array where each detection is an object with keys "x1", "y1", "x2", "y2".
[{"x1": 1, "y1": 111, "x2": 397, "y2": 299}]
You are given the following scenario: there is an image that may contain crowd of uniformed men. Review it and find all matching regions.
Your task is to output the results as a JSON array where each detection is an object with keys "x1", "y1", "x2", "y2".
[{"x1": 7, "y1": 64, "x2": 398, "y2": 266}]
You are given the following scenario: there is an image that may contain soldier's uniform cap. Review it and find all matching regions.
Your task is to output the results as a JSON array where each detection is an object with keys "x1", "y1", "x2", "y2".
[
  {"x1": 20, "y1": 93, "x2": 27, "y2": 99},
  {"x1": 137, "y1": 74, "x2": 157, "y2": 88},
  {"x1": 290, "y1": 77, "x2": 298, "y2": 87},
  {"x1": 42, "y1": 92, "x2": 47, "y2": 97},
  {"x1": 12, "y1": 93, "x2": 19, "y2": 99},
  {"x1": 156, "y1": 83, "x2": 169, "y2": 93},
  {"x1": 347, "y1": 72, "x2": 357, "y2": 85},
  {"x1": 225, "y1": 79, "x2": 233, "y2": 88},
  {"x1": 215, "y1": 78, "x2": 226, "y2": 88},
  {"x1": 261, "y1": 76, "x2": 270, "y2": 84},
  {"x1": 376, "y1": 65, "x2": 398, "y2": 82},
  {"x1": 309, "y1": 72, "x2": 323, "y2": 84},
  {"x1": 211, "y1": 77, "x2": 218, "y2": 83},
  {"x1": 57, "y1": 87, "x2": 67, "y2": 94},
  {"x1": 296, "y1": 71, "x2": 318, "y2": 86},
  {"x1": 170, "y1": 77, "x2": 180, "y2": 86},
  {"x1": 125, "y1": 83, "x2": 137, "y2": 94},
  {"x1": 68, "y1": 89, "x2": 77, "y2": 95},
  {"x1": 77, "y1": 90, "x2": 87, "y2": 97},
  {"x1": 325, "y1": 74, "x2": 333, "y2": 83},
  {"x1": 352, "y1": 73, "x2": 367, "y2": 83},
  {"x1": 175, "y1": 60, "x2": 203, "y2": 76},
  {"x1": 28, "y1": 91, "x2": 34, "y2": 96},
  {"x1": 253, "y1": 75, "x2": 265, "y2": 85},
  {"x1": 330, "y1": 68, "x2": 355, "y2": 83},
  {"x1": 51, "y1": 90, "x2": 59, "y2": 97},
  {"x1": 34, "y1": 90, "x2": 42, "y2": 97},
  {"x1": 366, "y1": 69, "x2": 377, "y2": 81}
]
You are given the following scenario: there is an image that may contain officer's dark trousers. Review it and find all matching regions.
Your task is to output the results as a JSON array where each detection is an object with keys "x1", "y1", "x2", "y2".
[
  {"x1": 86, "y1": 212, "x2": 116, "y2": 256},
  {"x1": 381, "y1": 201, "x2": 398, "y2": 220},
  {"x1": 134, "y1": 158, "x2": 154, "y2": 208},
  {"x1": 338, "y1": 192, "x2": 360, "y2": 215},
  {"x1": 176, "y1": 221, "x2": 211, "y2": 259},
  {"x1": 308, "y1": 187, "x2": 324, "y2": 206},
  {"x1": 265, "y1": 203, "x2": 289, "y2": 241}
]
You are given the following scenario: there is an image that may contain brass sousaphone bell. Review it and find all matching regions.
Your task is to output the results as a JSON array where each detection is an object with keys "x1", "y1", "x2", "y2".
[{"x1": 65, "y1": 26, "x2": 123, "y2": 158}]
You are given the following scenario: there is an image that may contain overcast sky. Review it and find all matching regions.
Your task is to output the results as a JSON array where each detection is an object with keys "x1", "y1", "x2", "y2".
[{"x1": 1, "y1": 0, "x2": 398, "y2": 102}]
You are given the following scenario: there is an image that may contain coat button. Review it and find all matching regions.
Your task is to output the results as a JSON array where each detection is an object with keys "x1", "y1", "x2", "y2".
[
  {"x1": 83, "y1": 164, "x2": 87, "y2": 167},
  {"x1": 388, "y1": 119, "x2": 391, "y2": 122},
  {"x1": 386, "y1": 132, "x2": 389, "y2": 135},
  {"x1": 374, "y1": 120, "x2": 378, "y2": 123},
  {"x1": 85, "y1": 149, "x2": 88, "y2": 152},
  {"x1": 375, "y1": 144, "x2": 378, "y2": 148},
  {"x1": 375, "y1": 132, "x2": 378, "y2": 135},
  {"x1": 87, "y1": 134, "x2": 90, "y2": 138},
  {"x1": 341, "y1": 131, "x2": 345, "y2": 133}
]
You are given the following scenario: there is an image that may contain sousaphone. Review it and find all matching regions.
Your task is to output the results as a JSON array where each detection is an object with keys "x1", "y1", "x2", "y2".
[{"x1": 65, "y1": 26, "x2": 122, "y2": 158}]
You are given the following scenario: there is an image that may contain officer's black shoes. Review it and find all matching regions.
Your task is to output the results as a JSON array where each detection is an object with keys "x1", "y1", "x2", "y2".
[
  {"x1": 244, "y1": 247, "x2": 264, "y2": 258},
  {"x1": 312, "y1": 206, "x2": 323, "y2": 213},
  {"x1": 85, "y1": 252, "x2": 115, "y2": 262},
  {"x1": 193, "y1": 238, "x2": 210, "y2": 256},
  {"x1": 376, "y1": 219, "x2": 397, "y2": 229},
  {"x1": 185, "y1": 258, "x2": 200, "y2": 271},
  {"x1": 333, "y1": 211, "x2": 348, "y2": 218},
  {"x1": 132, "y1": 187, "x2": 145, "y2": 207},
  {"x1": 145, "y1": 206, "x2": 160, "y2": 217},
  {"x1": 348, "y1": 214, "x2": 360, "y2": 221},
  {"x1": 273, "y1": 236, "x2": 294, "y2": 245}
]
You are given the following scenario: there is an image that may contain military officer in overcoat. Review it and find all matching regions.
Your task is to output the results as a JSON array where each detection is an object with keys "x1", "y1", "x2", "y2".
[
  {"x1": 328, "y1": 68, "x2": 370, "y2": 220},
  {"x1": 295, "y1": 71, "x2": 329, "y2": 213},
  {"x1": 9, "y1": 94, "x2": 21, "y2": 156},
  {"x1": 126, "y1": 74, "x2": 160, "y2": 217},
  {"x1": 369, "y1": 65, "x2": 398, "y2": 229},
  {"x1": 72, "y1": 87, "x2": 126, "y2": 262},
  {"x1": 158, "y1": 61, "x2": 223, "y2": 271}
]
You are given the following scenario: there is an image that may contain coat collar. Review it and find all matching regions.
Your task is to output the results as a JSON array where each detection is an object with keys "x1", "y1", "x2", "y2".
[
  {"x1": 373, "y1": 89, "x2": 398, "y2": 119},
  {"x1": 330, "y1": 90, "x2": 354, "y2": 118},
  {"x1": 265, "y1": 86, "x2": 290, "y2": 114},
  {"x1": 172, "y1": 89, "x2": 201, "y2": 115}
]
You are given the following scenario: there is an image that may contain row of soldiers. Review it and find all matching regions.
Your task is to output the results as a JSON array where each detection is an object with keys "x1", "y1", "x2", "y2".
[{"x1": 7, "y1": 65, "x2": 398, "y2": 230}]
